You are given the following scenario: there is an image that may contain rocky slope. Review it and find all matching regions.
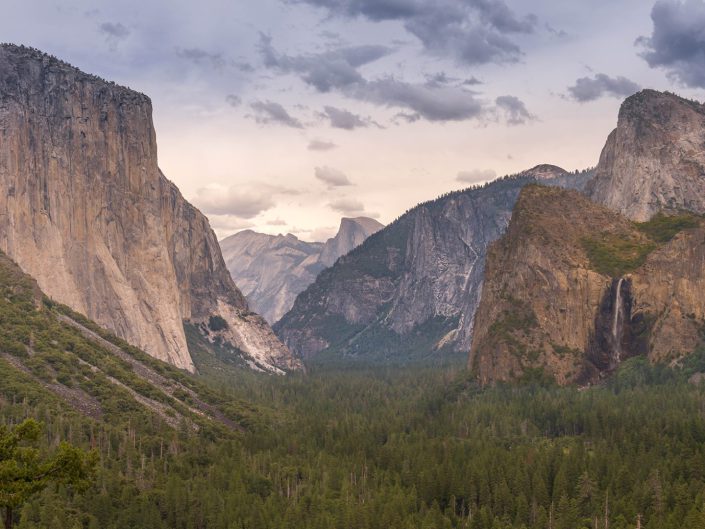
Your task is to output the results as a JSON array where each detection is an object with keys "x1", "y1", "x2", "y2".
[
  {"x1": 587, "y1": 90, "x2": 705, "y2": 221},
  {"x1": 470, "y1": 185, "x2": 705, "y2": 385},
  {"x1": 275, "y1": 167, "x2": 592, "y2": 361},
  {"x1": 0, "y1": 247, "x2": 253, "y2": 431},
  {"x1": 220, "y1": 217, "x2": 382, "y2": 323},
  {"x1": 0, "y1": 44, "x2": 299, "y2": 373}
]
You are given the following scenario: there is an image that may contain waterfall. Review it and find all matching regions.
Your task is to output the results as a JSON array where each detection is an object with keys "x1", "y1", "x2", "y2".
[{"x1": 612, "y1": 277, "x2": 624, "y2": 362}]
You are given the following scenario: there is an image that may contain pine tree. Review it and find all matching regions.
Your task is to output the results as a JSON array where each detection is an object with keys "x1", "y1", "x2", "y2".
[{"x1": 0, "y1": 420, "x2": 96, "y2": 529}]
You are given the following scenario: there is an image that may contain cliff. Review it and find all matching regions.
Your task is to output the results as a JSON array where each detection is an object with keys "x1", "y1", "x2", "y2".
[
  {"x1": 275, "y1": 168, "x2": 592, "y2": 361},
  {"x1": 470, "y1": 185, "x2": 705, "y2": 385},
  {"x1": 587, "y1": 90, "x2": 705, "y2": 221},
  {"x1": 0, "y1": 44, "x2": 299, "y2": 373},
  {"x1": 220, "y1": 217, "x2": 382, "y2": 324}
]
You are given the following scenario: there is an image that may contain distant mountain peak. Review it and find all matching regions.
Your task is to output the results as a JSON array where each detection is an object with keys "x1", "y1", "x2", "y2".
[
  {"x1": 220, "y1": 217, "x2": 384, "y2": 324},
  {"x1": 522, "y1": 164, "x2": 569, "y2": 180}
]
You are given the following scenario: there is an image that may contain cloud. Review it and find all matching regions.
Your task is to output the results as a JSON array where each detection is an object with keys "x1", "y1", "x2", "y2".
[
  {"x1": 358, "y1": 78, "x2": 485, "y2": 122},
  {"x1": 567, "y1": 74, "x2": 641, "y2": 102},
  {"x1": 328, "y1": 198, "x2": 380, "y2": 218},
  {"x1": 457, "y1": 169, "x2": 497, "y2": 183},
  {"x1": 266, "y1": 218, "x2": 287, "y2": 226},
  {"x1": 545, "y1": 23, "x2": 568, "y2": 38},
  {"x1": 249, "y1": 100, "x2": 304, "y2": 129},
  {"x1": 192, "y1": 185, "x2": 276, "y2": 218},
  {"x1": 234, "y1": 61, "x2": 255, "y2": 73},
  {"x1": 637, "y1": 0, "x2": 705, "y2": 88},
  {"x1": 259, "y1": 33, "x2": 392, "y2": 92},
  {"x1": 322, "y1": 106, "x2": 375, "y2": 129},
  {"x1": 495, "y1": 95, "x2": 536, "y2": 125},
  {"x1": 292, "y1": 0, "x2": 537, "y2": 66},
  {"x1": 308, "y1": 140, "x2": 338, "y2": 151},
  {"x1": 99, "y1": 22, "x2": 129, "y2": 39},
  {"x1": 329, "y1": 198, "x2": 365, "y2": 214},
  {"x1": 315, "y1": 166, "x2": 353, "y2": 187},
  {"x1": 424, "y1": 72, "x2": 482, "y2": 88},
  {"x1": 262, "y1": 39, "x2": 494, "y2": 124},
  {"x1": 99, "y1": 22, "x2": 129, "y2": 49},
  {"x1": 176, "y1": 47, "x2": 226, "y2": 69},
  {"x1": 209, "y1": 215, "x2": 255, "y2": 234},
  {"x1": 226, "y1": 94, "x2": 242, "y2": 107}
]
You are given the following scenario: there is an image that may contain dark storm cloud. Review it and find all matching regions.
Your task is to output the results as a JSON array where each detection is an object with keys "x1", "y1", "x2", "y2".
[
  {"x1": 258, "y1": 33, "x2": 392, "y2": 92},
  {"x1": 322, "y1": 106, "x2": 375, "y2": 129},
  {"x1": 250, "y1": 100, "x2": 304, "y2": 128},
  {"x1": 176, "y1": 47, "x2": 226, "y2": 69},
  {"x1": 99, "y1": 22, "x2": 130, "y2": 39},
  {"x1": 638, "y1": 0, "x2": 705, "y2": 88},
  {"x1": 495, "y1": 95, "x2": 536, "y2": 125},
  {"x1": 567, "y1": 74, "x2": 641, "y2": 102},
  {"x1": 292, "y1": 0, "x2": 537, "y2": 65}
]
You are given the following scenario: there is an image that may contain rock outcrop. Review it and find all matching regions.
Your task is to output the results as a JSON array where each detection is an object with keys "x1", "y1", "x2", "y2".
[
  {"x1": 587, "y1": 90, "x2": 705, "y2": 221},
  {"x1": 318, "y1": 217, "x2": 383, "y2": 267},
  {"x1": 275, "y1": 168, "x2": 592, "y2": 360},
  {"x1": 0, "y1": 44, "x2": 299, "y2": 373},
  {"x1": 470, "y1": 185, "x2": 705, "y2": 385},
  {"x1": 220, "y1": 217, "x2": 382, "y2": 323}
]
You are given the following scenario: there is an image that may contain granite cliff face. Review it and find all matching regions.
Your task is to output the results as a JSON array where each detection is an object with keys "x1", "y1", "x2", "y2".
[
  {"x1": 587, "y1": 90, "x2": 705, "y2": 221},
  {"x1": 0, "y1": 44, "x2": 299, "y2": 373},
  {"x1": 275, "y1": 168, "x2": 592, "y2": 361},
  {"x1": 220, "y1": 217, "x2": 382, "y2": 324},
  {"x1": 470, "y1": 185, "x2": 705, "y2": 385}
]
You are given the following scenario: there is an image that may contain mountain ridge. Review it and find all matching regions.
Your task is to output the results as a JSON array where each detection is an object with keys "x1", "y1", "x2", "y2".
[{"x1": 274, "y1": 167, "x2": 593, "y2": 361}]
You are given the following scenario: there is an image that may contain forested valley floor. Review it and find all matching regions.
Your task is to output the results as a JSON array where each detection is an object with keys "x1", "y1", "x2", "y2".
[{"x1": 5, "y1": 349, "x2": 705, "y2": 529}]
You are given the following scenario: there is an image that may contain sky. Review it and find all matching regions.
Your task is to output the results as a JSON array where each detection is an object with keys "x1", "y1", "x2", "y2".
[{"x1": 3, "y1": 0, "x2": 705, "y2": 241}]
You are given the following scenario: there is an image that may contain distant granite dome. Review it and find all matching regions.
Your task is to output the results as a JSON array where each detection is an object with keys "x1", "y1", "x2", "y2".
[
  {"x1": 587, "y1": 89, "x2": 705, "y2": 221},
  {"x1": 220, "y1": 217, "x2": 383, "y2": 324},
  {"x1": 0, "y1": 43, "x2": 300, "y2": 373},
  {"x1": 319, "y1": 217, "x2": 384, "y2": 267}
]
